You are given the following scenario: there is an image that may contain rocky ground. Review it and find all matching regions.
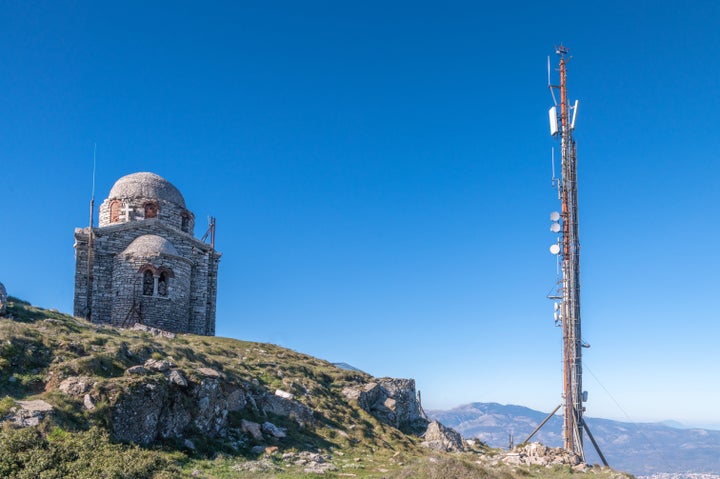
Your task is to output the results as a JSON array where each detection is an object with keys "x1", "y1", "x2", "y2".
[{"x1": 0, "y1": 297, "x2": 634, "y2": 479}]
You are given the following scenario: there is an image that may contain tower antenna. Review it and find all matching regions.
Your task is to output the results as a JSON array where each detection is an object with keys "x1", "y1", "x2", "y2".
[
  {"x1": 85, "y1": 143, "x2": 97, "y2": 320},
  {"x1": 536, "y1": 46, "x2": 608, "y2": 465},
  {"x1": 91, "y1": 143, "x2": 97, "y2": 202}
]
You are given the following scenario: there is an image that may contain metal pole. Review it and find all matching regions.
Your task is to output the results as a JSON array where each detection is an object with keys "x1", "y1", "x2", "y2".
[
  {"x1": 521, "y1": 403, "x2": 562, "y2": 446},
  {"x1": 581, "y1": 418, "x2": 609, "y2": 467},
  {"x1": 85, "y1": 145, "x2": 97, "y2": 320},
  {"x1": 86, "y1": 200, "x2": 94, "y2": 320}
]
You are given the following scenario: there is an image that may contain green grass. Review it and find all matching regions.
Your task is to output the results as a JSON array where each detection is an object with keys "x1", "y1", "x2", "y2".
[
  {"x1": 0, "y1": 424, "x2": 188, "y2": 479},
  {"x1": 0, "y1": 299, "x2": 633, "y2": 479}
]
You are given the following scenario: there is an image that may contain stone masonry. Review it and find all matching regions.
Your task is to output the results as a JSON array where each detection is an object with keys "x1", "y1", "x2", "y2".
[
  {"x1": 74, "y1": 172, "x2": 220, "y2": 335},
  {"x1": 0, "y1": 281, "x2": 7, "y2": 315}
]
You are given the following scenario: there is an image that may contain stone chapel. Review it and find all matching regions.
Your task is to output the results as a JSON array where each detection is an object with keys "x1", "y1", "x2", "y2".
[{"x1": 73, "y1": 172, "x2": 220, "y2": 335}]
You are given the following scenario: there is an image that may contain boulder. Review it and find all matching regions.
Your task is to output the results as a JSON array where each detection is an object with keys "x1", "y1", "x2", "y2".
[
  {"x1": 130, "y1": 324, "x2": 176, "y2": 338},
  {"x1": 260, "y1": 394, "x2": 314, "y2": 428},
  {"x1": 83, "y1": 394, "x2": 96, "y2": 410},
  {"x1": 196, "y1": 367, "x2": 221, "y2": 378},
  {"x1": 11, "y1": 400, "x2": 54, "y2": 427},
  {"x1": 275, "y1": 389, "x2": 294, "y2": 400},
  {"x1": 167, "y1": 369, "x2": 188, "y2": 387},
  {"x1": 241, "y1": 419, "x2": 264, "y2": 441},
  {"x1": 125, "y1": 365, "x2": 148, "y2": 375},
  {"x1": 342, "y1": 378, "x2": 427, "y2": 432},
  {"x1": 58, "y1": 376, "x2": 94, "y2": 396},
  {"x1": 144, "y1": 359, "x2": 175, "y2": 372},
  {"x1": 262, "y1": 421, "x2": 287, "y2": 438},
  {"x1": 421, "y1": 420, "x2": 466, "y2": 452}
]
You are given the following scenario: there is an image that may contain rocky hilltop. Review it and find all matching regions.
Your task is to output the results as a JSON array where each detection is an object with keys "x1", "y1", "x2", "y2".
[{"x1": 0, "y1": 297, "x2": 631, "y2": 478}]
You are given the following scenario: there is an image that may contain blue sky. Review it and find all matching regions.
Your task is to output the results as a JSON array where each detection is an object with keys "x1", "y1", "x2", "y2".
[{"x1": 1, "y1": 1, "x2": 718, "y2": 428}]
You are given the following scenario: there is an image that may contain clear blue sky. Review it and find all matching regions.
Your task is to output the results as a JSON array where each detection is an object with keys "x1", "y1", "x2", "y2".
[{"x1": 1, "y1": 1, "x2": 718, "y2": 428}]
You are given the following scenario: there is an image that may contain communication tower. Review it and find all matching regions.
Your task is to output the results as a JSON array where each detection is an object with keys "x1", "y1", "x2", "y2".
[{"x1": 543, "y1": 46, "x2": 607, "y2": 465}]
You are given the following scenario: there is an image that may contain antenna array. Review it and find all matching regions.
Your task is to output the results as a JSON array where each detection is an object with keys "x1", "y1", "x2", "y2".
[{"x1": 546, "y1": 46, "x2": 603, "y2": 463}]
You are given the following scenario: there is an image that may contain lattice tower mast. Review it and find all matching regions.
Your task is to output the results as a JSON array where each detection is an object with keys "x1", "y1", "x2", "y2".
[{"x1": 550, "y1": 45, "x2": 584, "y2": 459}]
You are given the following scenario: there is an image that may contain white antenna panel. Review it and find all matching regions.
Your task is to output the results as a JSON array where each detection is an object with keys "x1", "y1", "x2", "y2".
[
  {"x1": 547, "y1": 56, "x2": 551, "y2": 86},
  {"x1": 571, "y1": 100, "x2": 579, "y2": 129},
  {"x1": 549, "y1": 107, "x2": 558, "y2": 135}
]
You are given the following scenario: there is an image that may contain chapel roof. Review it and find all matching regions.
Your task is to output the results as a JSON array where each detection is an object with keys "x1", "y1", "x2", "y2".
[
  {"x1": 121, "y1": 234, "x2": 179, "y2": 258},
  {"x1": 108, "y1": 172, "x2": 186, "y2": 208}
]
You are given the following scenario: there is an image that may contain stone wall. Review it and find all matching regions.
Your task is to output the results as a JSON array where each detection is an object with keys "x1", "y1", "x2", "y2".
[
  {"x1": 74, "y1": 221, "x2": 219, "y2": 335},
  {"x1": 99, "y1": 198, "x2": 195, "y2": 234},
  {"x1": 73, "y1": 229, "x2": 91, "y2": 319},
  {"x1": 0, "y1": 282, "x2": 6, "y2": 315},
  {"x1": 110, "y1": 251, "x2": 192, "y2": 332}
]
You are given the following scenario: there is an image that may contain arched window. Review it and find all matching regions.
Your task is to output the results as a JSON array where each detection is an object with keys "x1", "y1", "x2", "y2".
[
  {"x1": 110, "y1": 200, "x2": 121, "y2": 223},
  {"x1": 158, "y1": 271, "x2": 169, "y2": 297},
  {"x1": 138, "y1": 265, "x2": 173, "y2": 297},
  {"x1": 144, "y1": 202, "x2": 158, "y2": 219},
  {"x1": 142, "y1": 270, "x2": 154, "y2": 296},
  {"x1": 181, "y1": 212, "x2": 190, "y2": 232}
]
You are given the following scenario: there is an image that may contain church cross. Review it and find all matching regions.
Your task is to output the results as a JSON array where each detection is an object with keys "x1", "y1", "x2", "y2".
[{"x1": 120, "y1": 203, "x2": 134, "y2": 221}]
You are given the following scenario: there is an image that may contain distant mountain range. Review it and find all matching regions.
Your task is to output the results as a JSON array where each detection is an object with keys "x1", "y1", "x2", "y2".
[{"x1": 427, "y1": 402, "x2": 720, "y2": 477}]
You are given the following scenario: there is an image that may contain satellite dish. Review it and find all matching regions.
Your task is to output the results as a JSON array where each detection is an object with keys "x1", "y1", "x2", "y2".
[
  {"x1": 550, "y1": 211, "x2": 560, "y2": 221},
  {"x1": 550, "y1": 223, "x2": 561, "y2": 233},
  {"x1": 549, "y1": 244, "x2": 561, "y2": 255}
]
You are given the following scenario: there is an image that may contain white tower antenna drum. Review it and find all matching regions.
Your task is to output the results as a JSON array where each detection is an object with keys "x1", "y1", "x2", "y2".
[
  {"x1": 571, "y1": 100, "x2": 579, "y2": 130},
  {"x1": 549, "y1": 106, "x2": 559, "y2": 136}
]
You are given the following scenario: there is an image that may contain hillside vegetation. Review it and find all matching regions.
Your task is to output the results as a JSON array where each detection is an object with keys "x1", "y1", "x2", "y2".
[{"x1": 0, "y1": 297, "x2": 632, "y2": 479}]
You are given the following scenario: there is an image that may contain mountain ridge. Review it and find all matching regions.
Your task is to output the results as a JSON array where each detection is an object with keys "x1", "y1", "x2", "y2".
[{"x1": 429, "y1": 402, "x2": 720, "y2": 476}]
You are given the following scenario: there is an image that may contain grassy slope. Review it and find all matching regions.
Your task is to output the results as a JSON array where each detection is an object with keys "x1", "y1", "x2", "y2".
[{"x1": 0, "y1": 298, "x2": 632, "y2": 479}]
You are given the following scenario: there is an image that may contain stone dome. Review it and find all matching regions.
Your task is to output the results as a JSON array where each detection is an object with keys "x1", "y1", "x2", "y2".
[
  {"x1": 122, "y1": 235, "x2": 179, "y2": 258},
  {"x1": 108, "y1": 172, "x2": 186, "y2": 208}
]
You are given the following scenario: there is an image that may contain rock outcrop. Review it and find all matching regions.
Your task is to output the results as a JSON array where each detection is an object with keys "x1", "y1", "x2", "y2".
[
  {"x1": 259, "y1": 393, "x2": 314, "y2": 428},
  {"x1": 501, "y1": 442, "x2": 583, "y2": 467},
  {"x1": 342, "y1": 377, "x2": 466, "y2": 452},
  {"x1": 421, "y1": 420, "x2": 466, "y2": 452},
  {"x1": 111, "y1": 369, "x2": 309, "y2": 445},
  {"x1": 342, "y1": 377, "x2": 427, "y2": 433},
  {"x1": 4, "y1": 399, "x2": 54, "y2": 427},
  {"x1": 50, "y1": 361, "x2": 315, "y2": 446}
]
